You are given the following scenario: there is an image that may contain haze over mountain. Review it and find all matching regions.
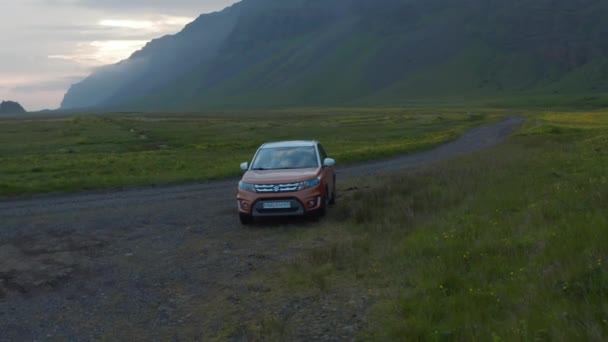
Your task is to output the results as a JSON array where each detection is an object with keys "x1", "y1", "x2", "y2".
[{"x1": 61, "y1": 0, "x2": 608, "y2": 111}]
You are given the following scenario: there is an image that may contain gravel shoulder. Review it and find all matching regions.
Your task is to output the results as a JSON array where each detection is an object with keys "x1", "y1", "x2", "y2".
[{"x1": 0, "y1": 116, "x2": 524, "y2": 340}]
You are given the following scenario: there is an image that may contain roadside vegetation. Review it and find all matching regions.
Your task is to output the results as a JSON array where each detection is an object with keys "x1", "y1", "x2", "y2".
[
  {"x1": 241, "y1": 110, "x2": 607, "y2": 340},
  {"x1": 0, "y1": 108, "x2": 501, "y2": 196}
]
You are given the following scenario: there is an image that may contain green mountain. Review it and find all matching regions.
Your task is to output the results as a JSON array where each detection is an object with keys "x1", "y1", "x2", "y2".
[{"x1": 61, "y1": 0, "x2": 608, "y2": 111}]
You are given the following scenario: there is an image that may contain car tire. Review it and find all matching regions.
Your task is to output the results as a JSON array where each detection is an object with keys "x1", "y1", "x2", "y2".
[
  {"x1": 329, "y1": 186, "x2": 336, "y2": 205},
  {"x1": 239, "y1": 213, "x2": 253, "y2": 225},
  {"x1": 328, "y1": 176, "x2": 336, "y2": 205},
  {"x1": 318, "y1": 188, "x2": 330, "y2": 217}
]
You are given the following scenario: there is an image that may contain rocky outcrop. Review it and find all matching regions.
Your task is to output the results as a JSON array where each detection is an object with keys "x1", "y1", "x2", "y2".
[{"x1": 0, "y1": 101, "x2": 27, "y2": 114}]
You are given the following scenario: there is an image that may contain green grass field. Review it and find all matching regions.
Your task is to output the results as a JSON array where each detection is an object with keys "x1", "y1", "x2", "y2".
[
  {"x1": 1, "y1": 107, "x2": 606, "y2": 339},
  {"x1": 0, "y1": 108, "x2": 501, "y2": 196},
  {"x1": 236, "y1": 109, "x2": 608, "y2": 340}
]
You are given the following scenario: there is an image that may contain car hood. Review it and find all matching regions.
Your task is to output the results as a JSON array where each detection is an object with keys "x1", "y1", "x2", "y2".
[{"x1": 242, "y1": 168, "x2": 320, "y2": 184}]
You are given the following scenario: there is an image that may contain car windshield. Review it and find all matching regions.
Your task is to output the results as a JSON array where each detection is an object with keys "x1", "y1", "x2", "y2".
[{"x1": 251, "y1": 146, "x2": 319, "y2": 170}]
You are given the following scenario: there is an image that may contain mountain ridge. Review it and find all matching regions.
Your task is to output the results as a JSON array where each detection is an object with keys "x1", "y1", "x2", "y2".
[{"x1": 61, "y1": 0, "x2": 608, "y2": 111}]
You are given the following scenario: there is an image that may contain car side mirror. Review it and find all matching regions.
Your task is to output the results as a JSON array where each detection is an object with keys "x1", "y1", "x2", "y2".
[
  {"x1": 323, "y1": 158, "x2": 336, "y2": 167},
  {"x1": 240, "y1": 162, "x2": 249, "y2": 171}
]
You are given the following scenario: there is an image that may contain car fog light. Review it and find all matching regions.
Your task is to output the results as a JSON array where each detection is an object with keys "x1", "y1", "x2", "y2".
[
  {"x1": 242, "y1": 202, "x2": 249, "y2": 209},
  {"x1": 308, "y1": 200, "x2": 316, "y2": 207}
]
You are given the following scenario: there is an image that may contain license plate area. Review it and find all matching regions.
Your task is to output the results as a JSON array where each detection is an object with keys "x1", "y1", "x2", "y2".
[{"x1": 263, "y1": 202, "x2": 292, "y2": 209}]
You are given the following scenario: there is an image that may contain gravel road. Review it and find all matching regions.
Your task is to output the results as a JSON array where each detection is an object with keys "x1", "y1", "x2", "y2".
[{"x1": 0, "y1": 116, "x2": 523, "y2": 340}]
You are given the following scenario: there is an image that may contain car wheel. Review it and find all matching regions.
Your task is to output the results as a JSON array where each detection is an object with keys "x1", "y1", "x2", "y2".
[
  {"x1": 319, "y1": 188, "x2": 330, "y2": 216},
  {"x1": 329, "y1": 185, "x2": 336, "y2": 205},
  {"x1": 239, "y1": 213, "x2": 253, "y2": 225}
]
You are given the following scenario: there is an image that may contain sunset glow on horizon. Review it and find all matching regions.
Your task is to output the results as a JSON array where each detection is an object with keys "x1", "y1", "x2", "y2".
[
  {"x1": 45, "y1": 15, "x2": 195, "y2": 68},
  {"x1": 49, "y1": 40, "x2": 151, "y2": 65},
  {"x1": 0, "y1": 1, "x2": 239, "y2": 111}
]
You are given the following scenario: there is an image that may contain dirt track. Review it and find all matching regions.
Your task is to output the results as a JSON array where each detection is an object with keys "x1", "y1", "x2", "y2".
[{"x1": 0, "y1": 116, "x2": 523, "y2": 340}]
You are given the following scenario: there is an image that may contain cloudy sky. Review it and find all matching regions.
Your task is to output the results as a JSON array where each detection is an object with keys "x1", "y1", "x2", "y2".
[{"x1": 0, "y1": 0, "x2": 239, "y2": 111}]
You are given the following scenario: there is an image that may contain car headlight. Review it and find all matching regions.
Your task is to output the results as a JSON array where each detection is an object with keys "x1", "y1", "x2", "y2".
[
  {"x1": 239, "y1": 181, "x2": 256, "y2": 193},
  {"x1": 298, "y1": 178, "x2": 321, "y2": 191}
]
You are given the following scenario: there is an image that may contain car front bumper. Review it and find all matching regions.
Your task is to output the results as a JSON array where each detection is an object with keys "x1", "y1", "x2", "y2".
[{"x1": 237, "y1": 186, "x2": 324, "y2": 217}]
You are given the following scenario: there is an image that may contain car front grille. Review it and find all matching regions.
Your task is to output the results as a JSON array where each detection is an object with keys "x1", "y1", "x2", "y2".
[{"x1": 254, "y1": 183, "x2": 299, "y2": 193}]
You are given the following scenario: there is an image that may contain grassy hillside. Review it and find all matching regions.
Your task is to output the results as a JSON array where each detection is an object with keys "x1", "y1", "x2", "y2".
[
  {"x1": 231, "y1": 110, "x2": 607, "y2": 340},
  {"x1": 0, "y1": 108, "x2": 500, "y2": 196},
  {"x1": 61, "y1": 0, "x2": 608, "y2": 111}
]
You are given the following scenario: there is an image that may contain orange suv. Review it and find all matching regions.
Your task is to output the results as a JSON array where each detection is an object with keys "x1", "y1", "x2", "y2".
[{"x1": 237, "y1": 141, "x2": 336, "y2": 225}]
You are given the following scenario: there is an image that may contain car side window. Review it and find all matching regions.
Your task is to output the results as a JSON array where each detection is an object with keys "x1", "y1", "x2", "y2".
[{"x1": 318, "y1": 144, "x2": 328, "y2": 161}]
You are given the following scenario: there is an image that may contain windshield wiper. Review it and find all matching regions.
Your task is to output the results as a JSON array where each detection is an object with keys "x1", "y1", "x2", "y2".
[{"x1": 252, "y1": 167, "x2": 313, "y2": 170}]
